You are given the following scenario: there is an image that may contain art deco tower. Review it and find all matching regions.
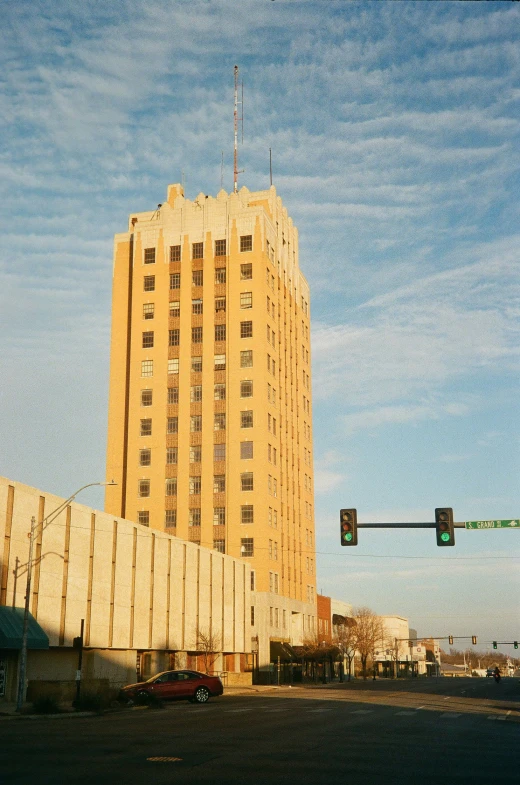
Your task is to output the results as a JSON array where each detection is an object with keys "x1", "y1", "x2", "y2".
[{"x1": 105, "y1": 183, "x2": 316, "y2": 631}]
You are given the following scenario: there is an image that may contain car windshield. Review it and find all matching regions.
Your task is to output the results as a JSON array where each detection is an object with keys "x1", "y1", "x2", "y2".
[{"x1": 145, "y1": 672, "x2": 168, "y2": 683}]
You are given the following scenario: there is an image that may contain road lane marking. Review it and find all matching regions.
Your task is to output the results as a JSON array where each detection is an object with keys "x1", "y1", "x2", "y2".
[
  {"x1": 225, "y1": 708, "x2": 254, "y2": 713},
  {"x1": 351, "y1": 710, "x2": 373, "y2": 715},
  {"x1": 440, "y1": 713, "x2": 462, "y2": 718},
  {"x1": 306, "y1": 708, "x2": 333, "y2": 713},
  {"x1": 395, "y1": 711, "x2": 417, "y2": 716}
]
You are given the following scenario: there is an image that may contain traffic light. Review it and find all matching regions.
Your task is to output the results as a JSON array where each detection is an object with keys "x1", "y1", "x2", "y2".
[
  {"x1": 435, "y1": 507, "x2": 455, "y2": 547},
  {"x1": 448, "y1": 636, "x2": 454, "y2": 645},
  {"x1": 340, "y1": 509, "x2": 358, "y2": 546},
  {"x1": 471, "y1": 636, "x2": 477, "y2": 645},
  {"x1": 493, "y1": 641, "x2": 497, "y2": 650},
  {"x1": 514, "y1": 642, "x2": 518, "y2": 650}
]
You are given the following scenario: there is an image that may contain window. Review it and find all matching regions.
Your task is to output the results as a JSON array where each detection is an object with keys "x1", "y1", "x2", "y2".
[
  {"x1": 214, "y1": 354, "x2": 226, "y2": 371},
  {"x1": 170, "y1": 301, "x2": 180, "y2": 317},
  {"x1": 214, "y1": 540, "x2": 225, "y2": 554},
  {"x1": 241, "y1": 472, "x2": 253, "y2": 491},
  {"x1": 268, "y1": 539, "x2": 273, "y2": 558},
  {"x1": 141, "y1": 389, "x2": 152, "y2": 406},
  {"x1": 241, "y1": 538, "x2": 254, "y2": 557},
  {"x1": 139, "y1": 448, "x2": 151, "y2": 466},
  {"x1": 143, "y1": 303, "x2": 154, "y2": 320},
  {"x1": 169, "y1": 273, "x2": 180, "y2": 290},
  {"x1": 240, "y1": 292, "x2": 252, "y2": 309},
  {"x1": 214, "y1": 412, "x2": 226, "y2": 430},
  {"x1": 138, "y1": 479, "x2": 150, "y2": 497},
  {"x1": 168, "y1": 358, "x2": 179, "y2": 374},
  {"x1": 141, "y1": 360, "x2": 153, "y2": 377},
  {"x1": 144, "y1": 275, "x2": 155, "y2": 291},
  {"x1": 240, "y1": 441, "x2": 253, "y2": 459},
  {"x1": 168, "y1": 387, "x2": 178, "y2": 404},
  {"x1": 167, "y1": 417, "x2": 178, "y2": 434},
  {"x1": 214, "y1": 443, "x2": 226, "y2": 461},
  {"x1": 165, "y1": 509, "x2": 177, "y2": 528},
  {"x1": 240, "y1": 350, "x2": 253, "y2": 368},
  {"x1": 267, "y1": 323, "x2": 271, "y2": 342},
  {"x1": 190, "y1": 445, "x2": 202, "y2": 462},
  {"x1": 138, "y1": 511, "x2": 149, "y2": 526},
  {"x1": 166, "y1": 447, "x2": 177, "y2": 464},
  {"x1": 240, "y1": 321, "x2": 253, "y2": 338},
  {"x1": 213, "y1": 507, "x2": 226, "y2": 526},
  {"x1": 192, "y1": 269, "x2": 203, "y2": 287},
  {"x1": 165, "y1": 478, "x2": 177, "y2": 496},
  {"x1": 192, "y1": 326, "x2": 203, "y2": 343},
  {"x1": 240, "y1": 380, "x2": 253, "y2": 397},
  {"x1": 241, "y1": 505, "x2": 254, "y2": 524},
  {"x1": 215, "y1": 239, "x2": 227, "y2": 256},
  {"x1": 214, "y1": 324, "x2": 226, "y2": 341},
  {"x1": 240, "y1": 234, "x2": 253, "y2": 252},
  {"x1": 251, "y1": 606, "x2": 255, "y2": 625},
  {"x1": 189, "y1": 509, "x2": 201, "y2": 527},
  {"x1": 140, "y1": 419, "x2": 152, "y2": 436},
  {"x1": 144, "y1": 248, "x2": 155, "y2": 265},
  {"x1": 192, "y1": 298, "x2": 203, "y2": 314},
  {"x1": 241, "y1": 263, "x2": 252, "y2": 280},
  {"x1": 189, "y1": 476, "x2": 201, "y2": 495},
  {"x1": 251, "y1": 571, "x2": 255, "y2": 590},
  {"x1": 191, "y1": 356, "x2": 202, "y2": 372},
  {"x1": 190, "y1": 415, "x2": 202, "y2": 432},
  {"x1": 214, "y1": 383, "x2": 226, "y2": 400},
  {"x1": 274, "y1": 541, "x2": 278, "y2": 560},
  {"x1": 170, "y1": 245, "x2": 181, "y2": 262},
  {"x1": 169, "y1": 329, "x2": 180, "y2": 346},
  {"x1": 215, "y1": 267, "x2": 226, "y2": 284},
  {"x1": 213, "y1": 475, "x2": 225, "y2": 493},
  {"x1": 215, "y1": 297, "x2": 226, "y2": 312},
  {"x1": 241, "y1": 410, "x2": 253, "y2": 428},
  {"x1": 192, "y1": 242, "x2": 203, "y2": 259},
  {"x1": 191, "y1": 385, "x2": 202, "y2": 402}
]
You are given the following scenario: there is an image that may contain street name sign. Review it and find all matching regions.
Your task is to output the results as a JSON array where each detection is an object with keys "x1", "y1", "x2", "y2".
[{"x1": 465, "y1": 520, "x2": 520, "y2": 530}]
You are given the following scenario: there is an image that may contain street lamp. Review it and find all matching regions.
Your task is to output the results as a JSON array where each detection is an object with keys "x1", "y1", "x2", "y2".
[{"x1": 15, "y1": 481, "x2": 116, "y2": 712}]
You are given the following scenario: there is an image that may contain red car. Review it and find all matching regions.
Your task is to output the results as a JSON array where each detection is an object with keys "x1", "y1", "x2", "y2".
[{"x1": 119, "y1": 670, "x2": 224, "y2": 704}]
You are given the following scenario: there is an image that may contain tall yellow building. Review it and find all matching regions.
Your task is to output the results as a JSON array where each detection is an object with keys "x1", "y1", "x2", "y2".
[{"x1": 106, "y1": 183, "x2": 317, "y2": 664}]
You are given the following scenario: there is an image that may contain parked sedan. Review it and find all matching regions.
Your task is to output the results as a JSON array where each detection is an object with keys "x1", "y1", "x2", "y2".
[{"x1": 119, "y1": 670, "x2": 223, "y2": 704}]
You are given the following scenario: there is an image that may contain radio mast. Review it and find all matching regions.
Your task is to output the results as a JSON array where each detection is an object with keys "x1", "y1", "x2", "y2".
[{"x1": 233, "y1": 65, "x2": 243, "y2": 193}]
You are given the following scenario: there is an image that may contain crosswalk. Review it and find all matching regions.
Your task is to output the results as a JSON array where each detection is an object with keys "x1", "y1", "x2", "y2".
[{"x1": 190, "y1": 702, "x2": 517, "y2": 723}]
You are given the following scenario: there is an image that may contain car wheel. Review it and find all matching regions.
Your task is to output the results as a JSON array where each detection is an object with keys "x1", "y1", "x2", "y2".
[
  {"x1": 136, "y1": 690, "x2": 151, "y2": 704},
  {"x1": 193, "y1": 686, "x2": 210, "y2": 704}
]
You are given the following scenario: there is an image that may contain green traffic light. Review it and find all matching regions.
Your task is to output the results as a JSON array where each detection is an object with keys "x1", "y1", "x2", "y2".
[
  {"x1": 440, "y1": 532, "x2": 451, "y2": 542},
  {"x1": 343, "y1": 532, "x2": 353, "y2": 542}
]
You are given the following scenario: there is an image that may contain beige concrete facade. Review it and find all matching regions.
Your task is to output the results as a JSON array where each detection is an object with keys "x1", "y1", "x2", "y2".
[
  {"x1": 105, "y1": 184, "x2": 317, "y2": 673},
  {"x1": 0, "y1": 477, "x2": 251, "y2": 700}
]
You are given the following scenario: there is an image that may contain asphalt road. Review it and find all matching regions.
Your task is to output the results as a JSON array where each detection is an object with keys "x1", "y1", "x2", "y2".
[{"x1": 2, "y1": 677, "x2": 519, "y2": 785}]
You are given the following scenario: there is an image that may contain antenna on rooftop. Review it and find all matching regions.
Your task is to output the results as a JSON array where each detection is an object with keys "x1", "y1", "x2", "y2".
[{"x1": 233, "y1": 65, "x2": 244, "y2": 193}]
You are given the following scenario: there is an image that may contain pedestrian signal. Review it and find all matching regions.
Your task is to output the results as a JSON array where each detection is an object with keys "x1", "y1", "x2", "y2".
[
  {"x1": 435, "y1": 508, "x2": 454, "y2": 547},
  {"x1": 471, "y1": 636, "x2": 477, "y2": 645},
  {"x1": 340, "y1": 509, "x2": 358, "y2": 546},
  {"x1": 448, "y1": 636, "x2": 453, "y2": 645}
]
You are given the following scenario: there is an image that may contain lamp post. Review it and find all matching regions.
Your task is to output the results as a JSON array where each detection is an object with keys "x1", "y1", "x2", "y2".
[{"x1": 15, "y1": 481, "x2": 116, "y2": 712}]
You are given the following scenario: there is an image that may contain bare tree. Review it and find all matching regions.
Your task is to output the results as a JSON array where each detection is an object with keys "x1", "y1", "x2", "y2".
[
  {"x1": 353, "y1": 607, "x2": 384, "y2": 680},
  {"x1": 195, "y1": 627, "x2": 222, "y2": 674},
  {"x1": 334, "y1": 619, "x2": 357, "y2": 681}
]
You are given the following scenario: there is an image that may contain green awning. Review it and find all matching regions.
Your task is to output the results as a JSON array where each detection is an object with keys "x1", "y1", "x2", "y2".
[{"x1": 0, "y1": 607, "x2": 49, "y2": 650}]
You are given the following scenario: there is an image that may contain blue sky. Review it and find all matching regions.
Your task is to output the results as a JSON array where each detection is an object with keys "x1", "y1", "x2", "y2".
[{"x1": 1, "y1": 1, "x2": 519, "y2": 654}]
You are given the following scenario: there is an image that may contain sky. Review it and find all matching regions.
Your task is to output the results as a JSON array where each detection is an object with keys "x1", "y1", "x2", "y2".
[{"x1": 1, "y1": 0, "x2": 519, "y2": 655}]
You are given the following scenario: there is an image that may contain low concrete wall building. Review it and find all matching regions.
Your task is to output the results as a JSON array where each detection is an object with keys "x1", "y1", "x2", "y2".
[{"x1": 0, "y1": 477, "x2": 251, "y2": 702}]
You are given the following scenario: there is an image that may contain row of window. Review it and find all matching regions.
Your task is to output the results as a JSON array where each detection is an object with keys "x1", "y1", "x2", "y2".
[
  {"x1": 143, "y1": 236, "x2": 253, "y2": 266},
  {"x1": 141, "y1": 351, "x2": 258, "y2": 377},
  {"x1": 139, "y1": 410, "x2": 254, "y2": 436},
  {"x1": 142, "y1": 320, "x2": 255, "y2": 349}
]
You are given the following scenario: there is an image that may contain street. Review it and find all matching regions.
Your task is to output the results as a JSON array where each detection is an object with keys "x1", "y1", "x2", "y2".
[{"x1": 2, "y1": 678, "x2": 519, "y2": 785}]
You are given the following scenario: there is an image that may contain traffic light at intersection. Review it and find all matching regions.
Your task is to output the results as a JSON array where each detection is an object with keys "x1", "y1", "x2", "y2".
[
  {"x1": 471, "y1": 636, "x2": 477, "y2": 645},
  {"x1": 435, "y1": 507, "x2": 455, "y2": 546},
  {"x1": 493, "y1": 641, "x2": 497, "y2": 650},
  {"x1": 514, "y1": 642, "x2": 518, "y2": 650},
  {"x1": 340, "y1": 509, "x2": 358, "y2": 546}
]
